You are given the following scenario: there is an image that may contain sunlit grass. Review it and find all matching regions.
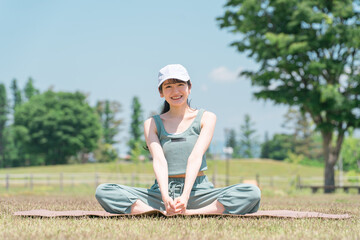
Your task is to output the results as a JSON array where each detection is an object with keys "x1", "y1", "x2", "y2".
[
  {"x1": 1, "y1": 194, "x2": 359, "y2": 240},
  {"x1": 0, "y1": 159, "x2": 326, "y2": 178}
]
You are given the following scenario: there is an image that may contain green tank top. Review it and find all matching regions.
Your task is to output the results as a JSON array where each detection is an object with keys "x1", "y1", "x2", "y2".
[{"x1": 153, "y1": 109, "x2": 208, "y2": 176}]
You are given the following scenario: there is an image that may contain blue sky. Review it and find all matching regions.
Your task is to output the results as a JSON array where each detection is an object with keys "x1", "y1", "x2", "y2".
[{"x1": 0, "y1": 0, "x2": 293, "y2": 154}]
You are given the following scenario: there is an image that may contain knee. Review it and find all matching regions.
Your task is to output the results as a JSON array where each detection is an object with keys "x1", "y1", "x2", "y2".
[
  {"x1": 95, "y1": 183, "x2": 121, "y2": 200},
  {"x1": 247, "y1": 184, "x2": 261, "y2": 203},
  {"x1": 234, "y1": 183, "x2": 261, "y2": 203},
  {"x1": 95, "y1": 183, "x2": 108, "y2": 200}
]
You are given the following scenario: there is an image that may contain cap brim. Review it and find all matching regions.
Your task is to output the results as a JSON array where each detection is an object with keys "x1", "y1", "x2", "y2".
[{"x1": 158, "y1": 77, "x2": 190, "y2": 88}]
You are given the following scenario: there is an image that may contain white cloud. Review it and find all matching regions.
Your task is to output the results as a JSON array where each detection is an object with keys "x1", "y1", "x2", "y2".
[{"x1": 209, "y1": 66, "x2": 242, "y2": 83}]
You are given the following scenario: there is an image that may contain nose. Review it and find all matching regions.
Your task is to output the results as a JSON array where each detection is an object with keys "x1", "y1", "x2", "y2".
[{"x1": 171, "y1": 86, "x2": 180, "y2": 94}]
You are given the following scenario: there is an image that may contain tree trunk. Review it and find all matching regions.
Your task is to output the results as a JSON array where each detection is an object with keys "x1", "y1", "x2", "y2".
[
  {"x1": 324, "y1": 160, "x2": 335, "y2": 193},
  {"x1": 321, "y1": 130, "x2": 344, "y2": 193}
]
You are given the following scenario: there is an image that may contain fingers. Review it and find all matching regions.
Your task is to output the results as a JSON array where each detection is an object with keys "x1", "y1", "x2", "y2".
[
  {"x1": 163, "y1": 196, "x2": 188, "y2": 216},
  {"x1": 169, "y1": 199, "x2": 176, "y2": 209},
  {"x1": 164, "y1": 198, "x2": 177, "y2": 215}
]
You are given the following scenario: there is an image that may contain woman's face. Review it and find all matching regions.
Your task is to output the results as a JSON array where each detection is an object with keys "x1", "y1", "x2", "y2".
[{"x1": 159, "y1": 79, "x2": 191, "y2": 106}]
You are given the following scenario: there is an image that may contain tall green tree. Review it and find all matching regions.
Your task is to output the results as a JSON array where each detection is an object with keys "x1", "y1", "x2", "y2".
[
  {"x1": 24, "y1": 77, "x2": 40, "y2": 101},
  {"x1": 239, "y1": 114, "x2": 259, "y2": 158},
  {"x1": 10, "y1": 79, "x2": 22, "y2": 111},
  {"x1": 14, "y1": 90, "x2": 101, "y2": 165},
  {"x1": 96, "y1": 100, "x2": 123, "y2": 145},
  {"x1": 218, "y1": 0, "x2": 360, "y2": 192},
  {"x1": 260, "y1": 131, "x2": 270, "y2": 159},
  {"x1": 0, "y1": 83, "x2": 8, "y2": 167},
  {"x1": 224, "y1": 128, "x2": 239, "y2": 158},
  {"x1": 128, "y1": 96, "x2": 145, "y2": 161}
]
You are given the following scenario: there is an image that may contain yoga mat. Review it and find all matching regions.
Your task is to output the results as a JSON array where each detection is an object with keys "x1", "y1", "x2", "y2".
[{"x1": 14, "y1": 209, "x2": 350, "y2": 219}]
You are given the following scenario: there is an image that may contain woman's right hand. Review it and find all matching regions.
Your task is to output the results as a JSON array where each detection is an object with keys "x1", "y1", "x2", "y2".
[{"x1": 162, "y1": 196, "x2": 177, "y2": 215}]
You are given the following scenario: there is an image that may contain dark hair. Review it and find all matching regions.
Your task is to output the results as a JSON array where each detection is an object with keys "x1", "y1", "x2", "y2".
[{"x1": 158, "y1": 79, "x2": 192, "y2": 114}]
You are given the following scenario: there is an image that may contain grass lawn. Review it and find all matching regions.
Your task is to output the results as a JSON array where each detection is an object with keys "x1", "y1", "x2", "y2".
[
  {"x1": 0, "y1": 159, "x2": 326, "y2": 177},
  {"x1": 1, "y1": 193, "x2": 359, "y2": 240}
]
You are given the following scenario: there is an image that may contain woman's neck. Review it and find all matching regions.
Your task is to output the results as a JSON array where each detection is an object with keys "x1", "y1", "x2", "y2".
[{"x1": 167, "y1": 105, "x2": 192, "y2": 118}]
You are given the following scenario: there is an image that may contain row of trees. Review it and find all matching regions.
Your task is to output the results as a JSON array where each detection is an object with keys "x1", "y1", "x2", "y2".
[
  {"x1": 0, "y1": 78, "x2": 147, "y2": 167},
  {"x1": 225, "y1": 108, "x2": 360, "y2": 172}
]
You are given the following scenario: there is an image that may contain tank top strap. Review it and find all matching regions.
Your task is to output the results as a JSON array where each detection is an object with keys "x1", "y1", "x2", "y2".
[
  {"x1": 192, "y1": 108, "x2": 205, "y2": 133},
  {"x1": 152, "y1": 115, "x2": 163, "y2": 138}
]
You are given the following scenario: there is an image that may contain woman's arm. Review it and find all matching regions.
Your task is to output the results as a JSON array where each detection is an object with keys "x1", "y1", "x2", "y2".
[
  {"x1": 144, "y1": 118, "x2": 176, "y2": 213},
  {"x1": 175, "y1": 111, "x2": 217, "y2": 211}
]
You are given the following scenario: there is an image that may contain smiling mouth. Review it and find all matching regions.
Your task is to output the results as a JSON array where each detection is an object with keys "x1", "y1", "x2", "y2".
[{"x1": 171, "y1": 96, "x2": 182, "y2": 100}]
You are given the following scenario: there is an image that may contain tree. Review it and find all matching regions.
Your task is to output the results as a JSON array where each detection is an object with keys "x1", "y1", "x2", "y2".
[
  {"x1": 94, "y1": 100, "x2": 123, "y2": 162},
  {"x1": 224, "y1": 128, "x2": 239, "y2": 158},
  {"x1": 93, "y1": 141, "x2": 118, "y2": 163},
  {"x1": 218, "y1": 0, "x2": 360, "y2": 192},
  {"x1": 239, "y1": 114, "x2": 259, "y2": 158},
  {"x1": 128, "y1": 96, "x2": 146, "y2": 159},
  {"x1": 263, "y1": 133, "x2": 295, "y2": 161},
  {"x1": 260, "y1": 131, "x2": 270, "y2": 159},
  {"x1": 282, "y1": 107, "x2": 323, "y2": 160},
  {"x1": 341, "y1": 128, "x2": 360, "y2": 172},
  {"x1": 96, "y1": 100, "x2": 123, "y2": 145},
  {"x1": 14, "y1": 90, "x2": 101, "y2": 165},
  {"x1": 0, "y1": 83, "x2": 8, "y2": 167},
  {"x1": 24, "y1": 77, "x2": 40, "y2": 101},
  {"x1": 10, "y1": 79, "x2": 22, "y2": 111}
]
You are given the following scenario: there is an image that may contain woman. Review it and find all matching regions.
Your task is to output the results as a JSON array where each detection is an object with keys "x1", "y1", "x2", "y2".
[{"x1": 95, "y1": 64, "x2": 261, "y2": 215}]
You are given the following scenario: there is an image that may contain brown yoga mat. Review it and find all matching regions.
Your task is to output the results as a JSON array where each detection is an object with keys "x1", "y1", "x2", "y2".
[{"x1": 14, "y1": 209, "x2": 350, "y2": 219}]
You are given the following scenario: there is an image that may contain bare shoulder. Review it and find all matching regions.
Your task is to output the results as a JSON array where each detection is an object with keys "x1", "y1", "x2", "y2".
[
  {"x1": 203, "y1": 110, "x2": 216, "y2": 121},
  {"x1": 201, "y1": 110, "x2": 216, "y2": 128},
  {"x1": 144, "y1": 117, "x2": 153, "y2": 127},
  {"x1": 144, "y1": 117, "x2": 157, "y2": 134}
]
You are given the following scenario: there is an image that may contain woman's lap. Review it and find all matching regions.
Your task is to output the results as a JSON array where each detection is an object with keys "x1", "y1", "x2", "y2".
[{"x1": 95, "y1": 176, "x2": 261, "y2": 215}]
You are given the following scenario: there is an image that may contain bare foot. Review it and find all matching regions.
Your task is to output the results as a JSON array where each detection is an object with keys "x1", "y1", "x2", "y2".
[
  {"x1": 183, "y1": 200, "x2": 225, "y2": 215},
  {"x1": 130, "y1": 200, "x2": 155, "y2": 214}
]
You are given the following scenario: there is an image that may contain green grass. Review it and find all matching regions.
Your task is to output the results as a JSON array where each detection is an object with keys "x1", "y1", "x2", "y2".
[
  {"x1": 1, "y1": 160, "x2": 359, "y2": 239},
  {"x1": 1, "y1": 194, "x2": 359, "y2": 240},
  {"x1": 0, "y1": 158, "x2": 325, "y2": 177},
  {"x1": 2, "y1": 159, "x2": 354, "y2": 196}
]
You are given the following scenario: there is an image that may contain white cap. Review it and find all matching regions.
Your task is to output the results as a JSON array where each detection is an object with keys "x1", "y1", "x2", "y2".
[{"x1": 158, "y1": 64, "x2": 190, "y2": 88}]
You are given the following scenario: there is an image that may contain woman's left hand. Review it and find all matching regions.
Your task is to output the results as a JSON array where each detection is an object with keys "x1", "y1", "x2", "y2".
[{"x1": 174, "y1": 195, "x2": 189, "y2": 214}]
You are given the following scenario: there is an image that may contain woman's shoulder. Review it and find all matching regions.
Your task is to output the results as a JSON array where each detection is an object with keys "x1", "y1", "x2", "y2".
[
  {"x1": 201, "y1": 110, "x2": 216, "y2": 126},
  {"x1": 144, "y1": 116, "x2": 161, "y2": 136},
  {"x1": 144, "y1": 116, "x2": 158, "y2": 129},
  {"x1": 202, "y1": 109, "x2": 216, "y2": 119}
]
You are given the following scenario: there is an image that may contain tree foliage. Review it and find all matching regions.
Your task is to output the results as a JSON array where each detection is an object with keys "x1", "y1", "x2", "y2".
[
  {"x1": 24, "y1": 77, "x2": 39, "y2": 101},
  {"x1": 218, "y1": 0, "x2": 360, "y2": 191},
  {"x1": 282, "y1": 107, "x2": 323, "y2": 160},
  {"x1": 239, "y1": 114, "x2": 259, "y2": 158},
  {"x1": 262, "y1": 133, "x2": 295, "y2": 160},
  {"x1": 0, "y1": 83, "x2": 7, "y2": 167},
  {"x1": 128, "y1": 96, "x2": 146, "y2": 160},
  {"x1": 10, "y1": 79, "x2": 22, "y2": 111},
  {"x1": 224, "y1": 128, "x2": 239, "y2": 158},
  {"x1": 341, "y1": 128, "x2": 360, "y2": 172},
  {"x1": 96, "y1": 100, "x2": 123, "y2": 145},
  {"x1": 260, "y1": 131, "x2": 270, "y2": 158},
  {"x1": 14, "y1": 90, "x2": 101, "y2": 165}
]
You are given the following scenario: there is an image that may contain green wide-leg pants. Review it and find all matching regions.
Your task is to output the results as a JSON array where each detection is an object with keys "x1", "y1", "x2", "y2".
[{"x1": 95, "y1": 175, "x2": 261, "y2": 215}]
